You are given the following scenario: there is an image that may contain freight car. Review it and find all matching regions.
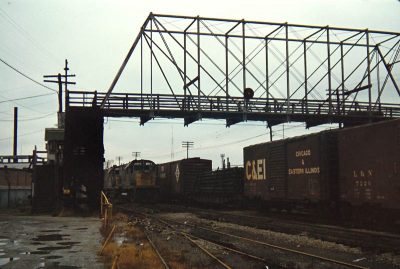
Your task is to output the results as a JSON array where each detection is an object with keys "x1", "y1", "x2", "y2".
[
  {"x1": 104, "y1": 159, "x2": 157, "y2": 201},
  {"x1": 337, "y1": 119, "x2": 400, "y2": 220},
  {"x1": 244, "y1": 118, "x2": 400, "y2": 221},
  {"x1": 192, "y1": 167, "x2": 244, "y2": 205},
  {"x1": 157, "y1": 157, "x2": 212, "y2": 200}
]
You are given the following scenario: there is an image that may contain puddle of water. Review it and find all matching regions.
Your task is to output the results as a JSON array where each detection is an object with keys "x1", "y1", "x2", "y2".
[
  {"x1": 33, "y1": 234, "x2": 69, "y2": 241},
  {"x1": 0, "y1": 242, "x2": 7, "y2": 246},
  {"x1": 21, "y1": 221, "x2": 40, "y2": 225},
  {"x1": 0, "y1": 257, "x2": 20, "y2": 266},
  {"x1": 57, "y1": 242, "x2": 79, "y2": 246},
  {"x1": 20, "y1": 251, "x2": 31, "y2": 255},
  {"x1": 31, "y1": 250, "x2": 50, "y2": 255},
  {"x1": 40, "y1": 229, "x2": 61, "y2": 233},
  {"x1": 45, "y1": 255, "x2": 62, "y2": 260},
  {"x1": 40, "y1": 261, "x2": 79, "y2": 269},
  {"x1": 74, "y1": 227, "x2": 88, "y2": 231},
  {"x1": 37, "y1": 246, "x2": 70, "y2": 251},
  {"x1": 114, "y1": 234, "x2": 133, "y2": 246}
]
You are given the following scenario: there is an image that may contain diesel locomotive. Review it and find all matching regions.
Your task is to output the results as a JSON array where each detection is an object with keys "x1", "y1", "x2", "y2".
[{"x1": 104, "y1": 159, "x2": 157, "y2": 201}]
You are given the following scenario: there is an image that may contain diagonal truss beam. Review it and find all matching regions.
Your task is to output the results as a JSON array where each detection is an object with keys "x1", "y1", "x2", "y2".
[{"x1": 100, "y1": 13, "x2": 400, "y2": 126}]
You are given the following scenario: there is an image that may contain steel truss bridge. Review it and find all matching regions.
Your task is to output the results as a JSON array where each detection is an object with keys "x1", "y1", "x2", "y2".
[{"x1": 68, "y1": 13, "x2": 400, "y2": 128}]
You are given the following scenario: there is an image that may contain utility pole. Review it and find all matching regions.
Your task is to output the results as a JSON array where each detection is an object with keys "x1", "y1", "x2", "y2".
[
  {"x1": 181, "y1": 141, "x2": 194, "y2": 159},
  {"x1": 132, "y1": 152, "x2": 141, "y2": 160},
  {"x1": 116, "y1": 156, "x2": 122, "y2": 166},
  {"x1": 43, "y1": 60, "x2": 76, "y2": 128},
  {"x1": 13, "y1": 107, "x2": 18, "y2": 163},
  {"x1": 268, "y1": 125, "x2": 273, "y2": 142}
]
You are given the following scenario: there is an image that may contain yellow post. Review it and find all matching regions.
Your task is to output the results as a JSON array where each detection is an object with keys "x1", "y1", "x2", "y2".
[{"x1": 100, "y1": 224, "x2": 116, "y2": 255}]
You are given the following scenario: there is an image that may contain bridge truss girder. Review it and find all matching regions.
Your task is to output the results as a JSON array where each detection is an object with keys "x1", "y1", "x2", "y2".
[{"x1": 99, "y1": 13, "x2": 400, "y2": 127}]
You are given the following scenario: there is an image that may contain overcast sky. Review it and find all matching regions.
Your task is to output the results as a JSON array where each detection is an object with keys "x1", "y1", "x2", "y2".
[{"x1": 0, "y1": 0, "x2": 399, "y2": 168}]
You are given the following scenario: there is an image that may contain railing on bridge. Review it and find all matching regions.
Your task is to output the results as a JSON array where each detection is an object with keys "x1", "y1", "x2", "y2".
[
  {"x1": 67, "y1": 90, "x2": 400, "y2": 126},
  {"x1": 0, "y1": 151, "x2": 47, "y2": 166}
]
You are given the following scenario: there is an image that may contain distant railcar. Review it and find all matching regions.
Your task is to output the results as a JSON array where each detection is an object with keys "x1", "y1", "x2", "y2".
[
  {"x1": 157, "y1": 158, "x2": 212, "y2": 199},
  {"x1": 104, "y1": 165, "x2": 122, "y2": 197},
  {"x1": 193, "y1": 167, "x2": 244, "y2": 204}
]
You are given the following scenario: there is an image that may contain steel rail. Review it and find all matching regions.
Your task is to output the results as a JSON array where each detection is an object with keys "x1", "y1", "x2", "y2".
[
  {"x1": 184, "y1": 232, "x2": 266, "y2": 263},
  {"x1": 182, "y1": 232, "x2": 232, "y2": 269},
  {"x1": 159, "y1": 216, "x2": 369, "y2": 269},
  {"x1": 119, "y1": 206, "x2": 368, "y2": 269},
  {"x1": 127, "y1": 209, "x2": 231, "y2": 268},
  {"x1": 144, "y1": 231, "x2": 170, "y2": 269}
]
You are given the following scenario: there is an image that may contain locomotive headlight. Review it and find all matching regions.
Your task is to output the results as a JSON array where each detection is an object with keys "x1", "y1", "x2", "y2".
[{"x1": 63, "y1": 188, "x2": 71, "y2": 195}]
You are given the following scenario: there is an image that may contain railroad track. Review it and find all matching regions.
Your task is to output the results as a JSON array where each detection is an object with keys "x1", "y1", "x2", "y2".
[
  {"x1": 146, "y1": 203, "x2": 400, "y2": 253},
  {"x1": 118, "y1": 205, "x2": 375, "y2": 269}
]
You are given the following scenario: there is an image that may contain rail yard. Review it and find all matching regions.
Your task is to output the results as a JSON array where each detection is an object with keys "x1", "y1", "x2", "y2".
[{"x1": 1, "y1": 3, "x2": 400, "y2": 269}]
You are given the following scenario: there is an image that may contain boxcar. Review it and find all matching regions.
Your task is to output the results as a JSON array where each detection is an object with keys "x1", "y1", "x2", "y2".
[
  {"x1": 286, "y1": 132, "x2": 338, "y2": 208},
  {"x1": 243, "y1": 140, "x2": 287, "y2": 206},
  {"x1": 337, "y1": 119, "x2": 400, "y2": 215},
  {"x1": 244, "y1": 130, "x2": 339, "y2": 210},
  {"x1": 157, "y1": 157, "x2": 212, "y2": 199}
]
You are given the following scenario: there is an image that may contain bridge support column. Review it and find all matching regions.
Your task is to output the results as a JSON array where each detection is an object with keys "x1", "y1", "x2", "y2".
[{"x1": 63, "y1": 107, "x2": 104, "y2": 209}]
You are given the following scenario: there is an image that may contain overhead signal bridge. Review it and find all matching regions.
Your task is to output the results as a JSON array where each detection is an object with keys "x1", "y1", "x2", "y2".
[{"x1": 72, "y1": 13, "x2": 400, "y2": 127}]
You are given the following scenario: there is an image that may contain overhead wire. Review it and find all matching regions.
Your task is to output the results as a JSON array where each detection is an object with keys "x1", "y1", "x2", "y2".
[
  {"x1": 0, "y1": 57, "x2": 57, "y2": 93},
  {"x1": 0, "y1": 112, "x2": 54, "y2": 122},
  {"x1": 0, "y1": 93, "x2": 54, "y2": 104},
  {"x1": 0, "y1": 7, "x2": 61, "y2": 65},
  {"x1": 0, "y1": 129, "x2": 43, "y2": 142}
]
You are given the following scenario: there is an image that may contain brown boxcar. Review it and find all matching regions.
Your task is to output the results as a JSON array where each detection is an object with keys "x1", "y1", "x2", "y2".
[
  {"x1": 338, "y1": 119, "x2": 400, "y2": 211},
  {"x1": 243, "y1": 140, "x2": 287, "y2": 202},
  {"x1": 157, "y1": 158, "x2": 212, "y2": 198},
  {"x1": 286, "y1": 131, "x2": 338, "y2": 205},
  {"x1": 244, "y1": 130, "x2": 339, "y2": 209}
]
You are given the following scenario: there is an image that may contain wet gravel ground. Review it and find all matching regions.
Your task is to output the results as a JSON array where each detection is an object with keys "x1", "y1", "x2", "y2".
[
  {"x1": 0, "y1": 213, "x2": 104, "y2": 269},
  {"x1": 124, "y1": 204, "x2": 400, "y2": 269},
  {"x1": 161, "y1": 213, "x2": 400, "y2": 268},
  {"x1": 134, "y1": 216, "x2": 222, "y2": 268}
]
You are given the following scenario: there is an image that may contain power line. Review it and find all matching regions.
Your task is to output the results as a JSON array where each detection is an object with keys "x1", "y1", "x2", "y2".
[
  {"x1": 0, "y1": 7, "x2": 61, "y2": 64},
  {"x1": 0, "y1": 93, "x2": 54, "y2": 104},
  {"x1": 0, "y1": 92, "x2": 50, "y2": 114},
  {"x1": 0, "y1": 57, "x2": 57, "y2": 93},
  {"x1": 0, "y1": 112, "x2": 54, "y2": 122},
  {"x1": 0, "y1": 129, "x2": 43, "y2": 142}
]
